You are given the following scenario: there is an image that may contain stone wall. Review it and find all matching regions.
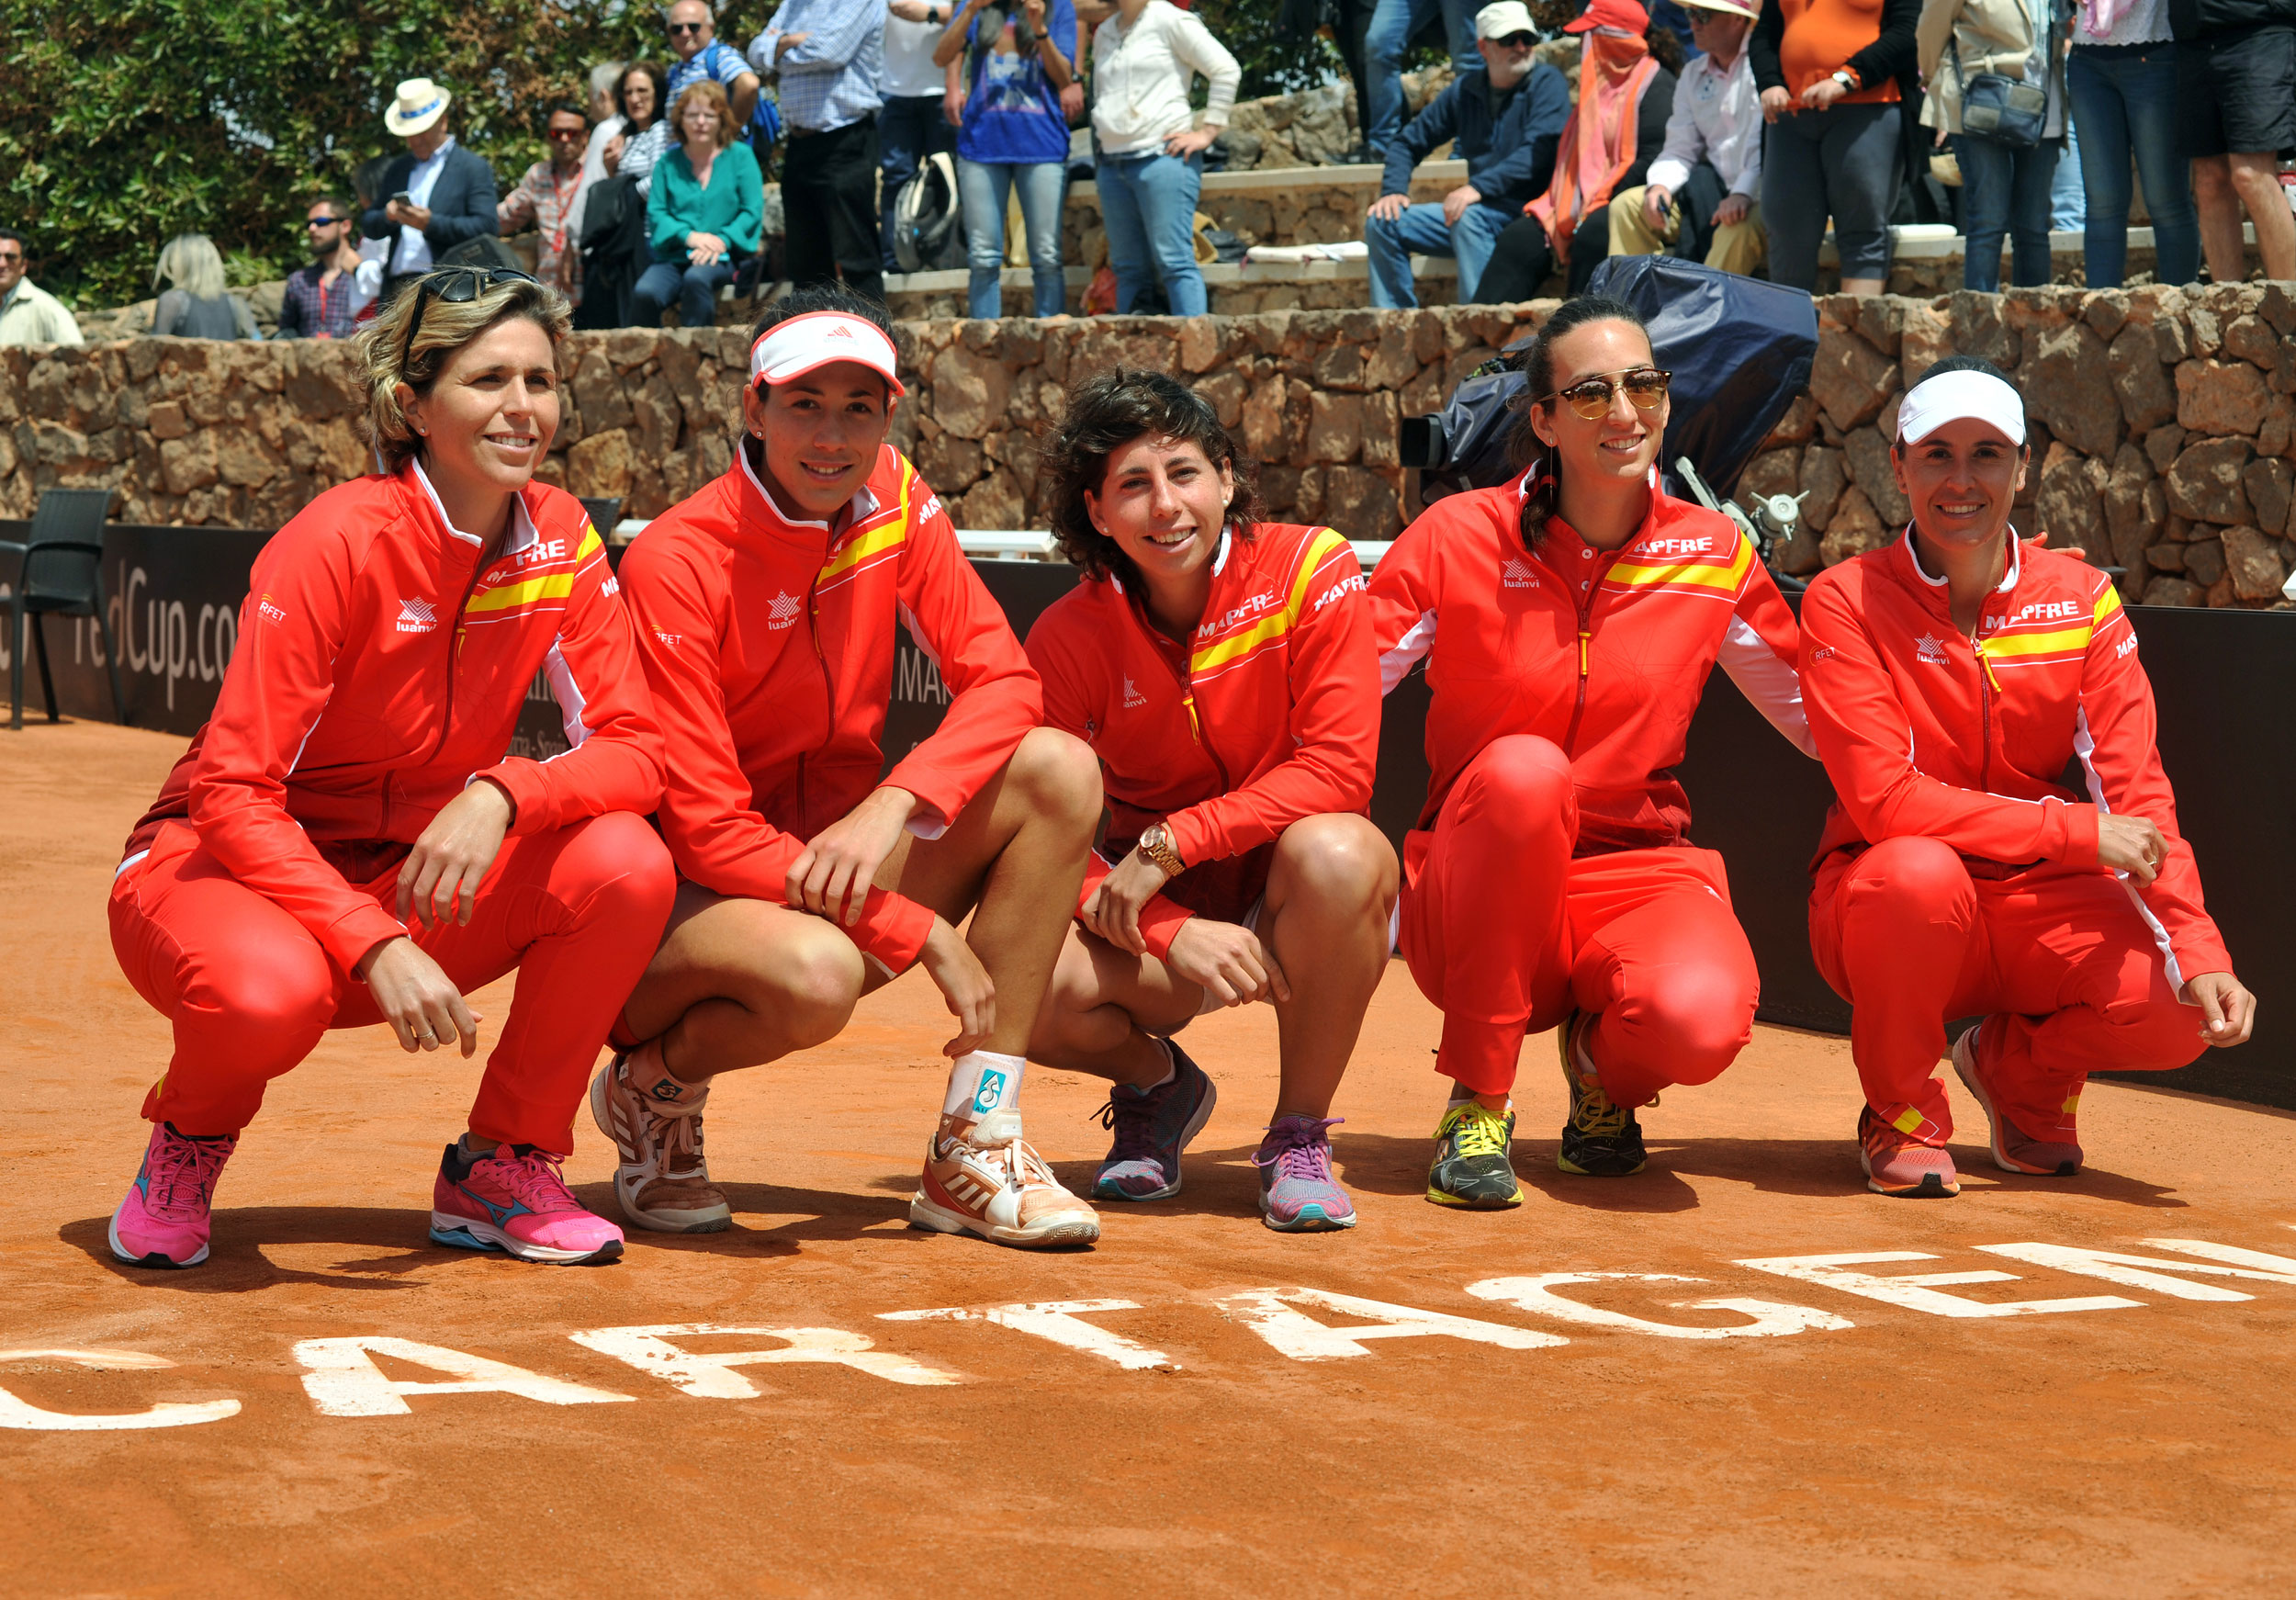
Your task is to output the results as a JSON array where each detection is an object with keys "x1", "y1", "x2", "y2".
[
  {"x1": 6, "y1": 285, "x2": 2293, "y2": 610},
  {"x1": 1745, "y1": 282, "x2": 2296, "y2": 608}
]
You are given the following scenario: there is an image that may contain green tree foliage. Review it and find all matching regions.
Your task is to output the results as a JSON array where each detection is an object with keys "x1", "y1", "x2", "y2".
[
  {"x1": 1187, "y1": 0, "x2": 1344, "y2": 97},
  {"x1": 0, "y1": 0, "x2": 774, "y2": 308}
]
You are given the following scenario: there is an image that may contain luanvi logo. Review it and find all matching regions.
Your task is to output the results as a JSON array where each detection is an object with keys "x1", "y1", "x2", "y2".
[
  {"x1": 768, "y1": 592, "x2": 804, "y2": 631},
  {"x1": 396, "y1": 598, "x2": 439, "y2": 635}
]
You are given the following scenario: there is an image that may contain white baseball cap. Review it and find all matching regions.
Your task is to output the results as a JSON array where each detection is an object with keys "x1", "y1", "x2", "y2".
[
  {"x1": 1896, "y1": 367, "x2": 2026, "y2": 447},
  {"x1": 386, "y1": 78, "x2": 452, "y2": 137},
  {"x1": 748, "y1": 312, "x2": 907, "y2": 401},
  {"x1": 1476, "y1": 2, "x2": 1538, "y2": 39}
]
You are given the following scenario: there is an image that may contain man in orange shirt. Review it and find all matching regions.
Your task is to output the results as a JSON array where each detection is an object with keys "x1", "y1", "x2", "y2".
[{"x1": 607, "y1": 283, "x2": 1107, "y2": 1249}]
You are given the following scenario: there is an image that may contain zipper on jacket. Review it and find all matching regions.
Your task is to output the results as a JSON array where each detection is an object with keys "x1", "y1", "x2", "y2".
[
  {"x1": 1562, "y1": 546, "x2": 1621, "y2": 754},
  {"x1": 1968, "y1": 620, "x2": 2001, "y2": 795},
  {"x1": 804, "y1": 568, "x2": 835, "y2": 829}
]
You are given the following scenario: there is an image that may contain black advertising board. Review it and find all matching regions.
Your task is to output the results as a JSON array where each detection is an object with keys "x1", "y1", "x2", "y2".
[{"x1": 0, "y1": 521, "x2": 273, "y2": 736}]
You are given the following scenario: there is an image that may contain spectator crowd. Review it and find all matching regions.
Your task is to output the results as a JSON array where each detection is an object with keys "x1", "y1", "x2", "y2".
[{"x1": 0, "y1": 0, "x2": 2290, "y2": 350}]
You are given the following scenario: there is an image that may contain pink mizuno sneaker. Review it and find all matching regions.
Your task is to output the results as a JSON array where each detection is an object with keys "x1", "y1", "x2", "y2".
[
  {"x1": 110, "y1": 1121, "x2": 239, "y2": 1268},
  {"x1": 430, "y1": 1141, "x2": 625, "y2": 1264}
]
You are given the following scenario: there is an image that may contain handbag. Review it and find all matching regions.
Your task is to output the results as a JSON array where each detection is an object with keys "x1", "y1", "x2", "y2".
[{"x1": 1944, "y1": 4, "x2": 2048, "y2": 149}]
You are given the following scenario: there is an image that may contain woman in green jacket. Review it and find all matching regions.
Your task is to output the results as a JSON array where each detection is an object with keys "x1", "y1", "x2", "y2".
[{"x1": 636, "y1": 79, "x2": 763, "y2": 327}]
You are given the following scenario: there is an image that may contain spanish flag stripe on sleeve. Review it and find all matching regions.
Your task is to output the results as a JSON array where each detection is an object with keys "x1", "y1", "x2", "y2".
[
  {"x1": 1984, "y1": 624, "x2": 2094, "y2": 659},
  {"x1": 818, "y1": 521, "x2": 908, "y2": 584},
  {"x1": 465, "y1": 572, "x2": 578, "y2": 614},
  {"x1": 1606, "y1": 535, "x2": 1752, "y2": 592}
]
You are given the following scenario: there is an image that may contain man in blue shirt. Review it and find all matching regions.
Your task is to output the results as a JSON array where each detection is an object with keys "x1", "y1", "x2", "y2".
[
  {"x1": 666, "y1": 1, "x2": 769, "y2": 148},
  {"x1": 1361, "y1": 1, "x2": 1568, "y2": 308},
  {"x1": 751, "y1": 0, "x2": 889, "y2": 301}
]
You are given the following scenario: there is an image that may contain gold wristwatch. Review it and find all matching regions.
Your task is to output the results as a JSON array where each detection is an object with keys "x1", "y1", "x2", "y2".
[{"x1": 1135, "y1": 823, "x2": 1186, "y2": 876}]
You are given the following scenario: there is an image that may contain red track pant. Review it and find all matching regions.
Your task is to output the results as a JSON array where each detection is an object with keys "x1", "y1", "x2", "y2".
[
  {"x1": 110, "y1": 814, "x2": 675, "y2": 1153},
  {"x1": 1399, "y1": 735, "x2": 1761, "y2": 1102},
  {"x1": 1810, "y1": 835, "x2": 2206, "y2": 1146}
]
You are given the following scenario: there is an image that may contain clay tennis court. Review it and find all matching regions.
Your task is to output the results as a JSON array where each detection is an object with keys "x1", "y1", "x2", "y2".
[{"x1": 7, "y1": 717, "x2": 2295, "y2": 1596}]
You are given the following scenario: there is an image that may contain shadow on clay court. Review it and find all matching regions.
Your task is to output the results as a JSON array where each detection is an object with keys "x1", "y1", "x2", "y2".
[
  {"x1": 57, "y1": 1179, "x2": 942, "y2": 1284},
  {"x1": 1323, "y1": 1132, "x2": 2189, "y2": 1211},
  {"x1": 861, "y1": 1155, "x2": 1271, "y2": 1223}
]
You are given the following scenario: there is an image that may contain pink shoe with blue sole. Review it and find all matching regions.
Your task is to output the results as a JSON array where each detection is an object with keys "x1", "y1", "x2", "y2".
[
  {"x1": 110, "y1": 1121, "x2": 238, "y2": 1268},
  {"x1": 431, "y1": 1142, "x2": 625, "y2": 1264}
]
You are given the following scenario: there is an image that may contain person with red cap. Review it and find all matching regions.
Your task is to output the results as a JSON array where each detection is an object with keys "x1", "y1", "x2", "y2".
[
  {"x1": 605, "y1": 281, "x2": 1109, "y2": 1250},
  {"x1": 1801, "y1": 355, "x2": 2256, "y2": 1198},
  {"x1": 106, "y1": 269, "x2": 672, "y2": 1271},
  {"x1": 1367, "y1": 295, "x2": 1814, "y2": 1209},
  {"x1": 1471, "y1": 0, "x2": 1681, "y2": 301}
]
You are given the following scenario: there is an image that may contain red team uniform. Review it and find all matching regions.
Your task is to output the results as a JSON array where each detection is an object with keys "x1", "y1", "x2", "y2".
[
  {"x1": 1025, "y1": 524, "x2": 1379, "y2": 952},
  {"x1": 615, "y1": 440, "x2": 1041, "y2": 975},
  {"x1": 1367, "y1": 469, "x2": 1811, "y2": 1105},
  {"x1": 1800, "y1": 533, "x2": 2226, "y2": 1150},
  {"x1": 111, "y1": 468, "x2": 672, "y2": 1155}
]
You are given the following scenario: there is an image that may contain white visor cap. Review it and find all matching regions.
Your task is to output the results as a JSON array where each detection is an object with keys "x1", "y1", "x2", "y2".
[
  {"x1": 1896, "y1": 367, "x2": 2025, "y2": 447},
  {"x1": 749, "y1": 311, "x2": 907, "y2": 401}
]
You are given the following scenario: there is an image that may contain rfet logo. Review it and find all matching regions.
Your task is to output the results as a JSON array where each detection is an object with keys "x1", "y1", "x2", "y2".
[{"x1": 257, "y1": 593, "x2": 287, "y2": 625}]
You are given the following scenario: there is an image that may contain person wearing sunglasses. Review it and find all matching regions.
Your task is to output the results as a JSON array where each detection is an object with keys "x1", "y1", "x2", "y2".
[
  {"x1": 105, "y1": 267, "x2": 673, "y2": 1270},
  {"x1": 664, "y1": 0, "x2": 764, "y2": 147},
  {"x1": 499, "y1": 103, "x2": 596, "y2": 304},
  {"x1": 278, "y1": 199, "x2": 376, "y2": 340},
  {"x1": 606, "y1": 283, "x2": 1104, "y2": 1249},
  {"x1": 1800, "y1": 357, "x2": 2254, "y2": 1200},
  {"x1": 1367, "y1": 296, "x2": 1815, "y2": 1209},
  {"x1": 0, "y1": 228, "x2": 84, "y2": 348}
]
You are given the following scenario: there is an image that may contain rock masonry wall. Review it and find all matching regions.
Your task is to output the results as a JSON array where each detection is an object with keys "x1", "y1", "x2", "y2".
[{"x1": 6, "y1": 283, "x2": 2292, "y2": 609}]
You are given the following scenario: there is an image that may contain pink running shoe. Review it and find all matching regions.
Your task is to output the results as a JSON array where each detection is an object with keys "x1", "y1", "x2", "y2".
[
  {"x1": 1953, "y1": 1019, "x2": 2083, "y2": 1176},
  {"x1": 1858, "y1": 1106, "x2": 1960, "y2": 1198},
  {"x1": 110, "y1": 1122, "x2": 238, "y2": 1268},
  {"x1": 431, "y1": 1142, "x2": 625, "y2": 1264}
]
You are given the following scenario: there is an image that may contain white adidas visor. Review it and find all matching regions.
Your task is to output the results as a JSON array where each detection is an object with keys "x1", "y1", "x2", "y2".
[
  {"x1": 748, "y1": 311, "x2": 906, "y2": 402},
  {"x1": 1896, "y1": 368, "x2": 2025, "y2": 447}
]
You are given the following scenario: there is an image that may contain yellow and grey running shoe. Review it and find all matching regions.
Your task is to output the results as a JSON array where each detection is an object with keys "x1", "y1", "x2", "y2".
[
  {"x1": 1556, "y1": 1012, "x2": 1648, "y2": 1177},
  {"x1": 1426, "y1": 1100, "x2": 1522, "y2": 1208}
]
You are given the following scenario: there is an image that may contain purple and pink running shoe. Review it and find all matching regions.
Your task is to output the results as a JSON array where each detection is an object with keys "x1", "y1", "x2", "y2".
[
  {"x1": 110, "y1": 1121, "x2": 239, "y2": 1268},
  {"x1": 431, "y1": 1141, "x2": 625, "y2": 1264},
  {"x1": 1253, "y1": 1115, "x2": 1356, "y2": 1233}
]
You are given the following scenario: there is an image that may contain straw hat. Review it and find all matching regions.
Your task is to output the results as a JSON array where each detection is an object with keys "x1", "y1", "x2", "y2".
[{"x1": 385, "y1": 78, "x2": 452, "y2": 137}]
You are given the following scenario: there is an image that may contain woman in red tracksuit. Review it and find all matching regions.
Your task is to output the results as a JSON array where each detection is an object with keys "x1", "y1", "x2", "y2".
[
  {"x1": 1801, "y1": 355, "x2": 2255, "y2": 1199},
  {"x1": 1367, "y1": 294, "x2": 1814, "y2": 1209},
  {"x1": 1024, "y1": 369, "x2": 1395, "y2": 1233},
  {"x1": 107, "y1": 270, "x2": 672, "y2": 1270},
  {"x1": 607, "y1": 283, "x2": 1106, "y2": 1252}
]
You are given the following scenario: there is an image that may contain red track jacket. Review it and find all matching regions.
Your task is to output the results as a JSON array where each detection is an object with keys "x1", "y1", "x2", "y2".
[
  {"x1": 1027, "y1": 523, "x2": 1379, "y2": 959},
  {"x1": 121, "y1": 466, "x2": 665, "y2": 976},
  {"x1": 617, "y1": 441, "x2": 1040, "y2": 973},
  {"x1": 1367, "y1": 469, "x2": 1813, "y2": 868},
  {"x1": 1800, "y1": 531, "x2": 2231, "y2": 983}
]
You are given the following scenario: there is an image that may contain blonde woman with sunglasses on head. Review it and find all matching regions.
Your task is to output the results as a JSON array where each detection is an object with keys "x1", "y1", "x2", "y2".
[
  {"x1": 1366, "y1": 295, "x2": 1816, "y2": 1209},
  {"x1": 104, "y1": 267, "x2": 672, "y2": 1271}
]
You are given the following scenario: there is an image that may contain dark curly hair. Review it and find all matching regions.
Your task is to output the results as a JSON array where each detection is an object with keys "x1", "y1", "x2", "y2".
[
  {"x1": 1508, "y1": 294, "x2": 1652, "y2": 553},
  {"x1": 1039, "y1": 368, "x2": 1265, "y2": 585}
]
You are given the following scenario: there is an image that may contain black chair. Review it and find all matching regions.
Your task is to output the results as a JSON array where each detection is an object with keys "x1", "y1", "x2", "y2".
[
  {"x1": 2, "y1": 488, "x2": 126, "y2": 731},
  {"x1": 578, "y1": 497, "x2": 625, "y2": 539}
]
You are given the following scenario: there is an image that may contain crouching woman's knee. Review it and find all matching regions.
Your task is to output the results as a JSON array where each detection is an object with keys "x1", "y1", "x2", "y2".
[
  {"x1": 1007, "y1": 726, "x2": 1104, "y2": 835},
  {"x1": 774, "y1": 919, "x2": 869, "y2": 1051}
]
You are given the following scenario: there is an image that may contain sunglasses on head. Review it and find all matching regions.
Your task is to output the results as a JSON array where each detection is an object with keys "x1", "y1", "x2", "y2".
[
  {"x1": 1538, "y1": 366, "x2": 1671, "y2": 420},
  {"x1": 400, "y1": 266, "x2": 541, "y2": 373}
]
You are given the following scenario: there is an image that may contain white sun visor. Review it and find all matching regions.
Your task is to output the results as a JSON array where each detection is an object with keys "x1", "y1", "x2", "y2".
[
  {"x1": 748, "y1": 311, "x2": 906, "y2": 400},
  {"x1": 1896, "y1": 368, "x2": 2025, "y2": 446}
]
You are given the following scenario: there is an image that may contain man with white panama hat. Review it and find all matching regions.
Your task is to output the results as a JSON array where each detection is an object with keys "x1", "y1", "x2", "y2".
[
  {"x1": 360, "y1": 77, "x2": 502, "y2": 295},
  {"x1": 1605, "y1": 0, "x2": 1766, "y2": 276}
]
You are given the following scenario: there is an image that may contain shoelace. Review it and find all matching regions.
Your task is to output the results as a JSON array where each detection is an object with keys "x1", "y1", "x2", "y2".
[
  {"x1": 645, "y1": 1101, "x2": 706, "y2": 1178},
  {"x1": 1571, "y1": 1082, "x2": 1632, "y2": 1139},
  {"x1": 148, "y1": 1131, "x2": 231, "y2": 1220},
  {"x1": 476, "y1": 1147, "x2": 583, "y2": 1215},
  {"x1": 1253, "y1": 1117, "x2": 1342, "y2": 1184},
  {"x1": 1446, "y1": 1103, "x2": 1511, "y2": 1160},
  {"x1": 1092, "y1": 1085, "x2": 1165, "y2": 1167}
]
